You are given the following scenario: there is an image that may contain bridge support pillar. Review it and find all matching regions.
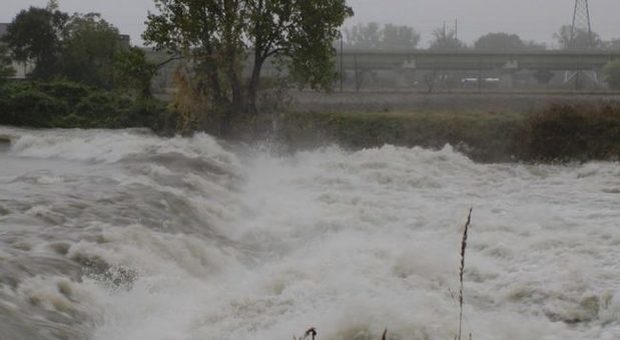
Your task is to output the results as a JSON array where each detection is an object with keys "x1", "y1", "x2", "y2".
[{"x1": 500, "y1": 73, "x2": 515, "y2": 89}]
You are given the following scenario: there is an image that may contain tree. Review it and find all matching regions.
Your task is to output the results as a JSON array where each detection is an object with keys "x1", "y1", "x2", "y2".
[
  {"x1": 2, "y1": 2, "x2": 68, "y2": 79},
  {"x1": 524, "y1": 40, "x2": 547, "y2": 50},
  {"x1": 554, "y1": 25, "x2": 602, "y2": 50},
  {"x1": 603, "y1": 60, "x2": 620, "y2": 90},
  {"x1": 143, "y1": 0, "x2": 353, "y2": 131},
  {"x1": 603, "y1": 39, "x2": 620, "y2": 50},
  {"x1": 113, "y1": 47, "x2": 158, "y2": 98},
  {"x1": 0, "y1": 44, "x2": 15, "y2": 81},
  {"x1": 475, "y1": 33, "x2": 525, "y2": 50},
  {"x1": 475, "y1": 33, "x2": 546, "y2": 51},
  {"x1": 60, "y1": 13, "x2": 123, "y2": 88},
  {"x1": 344, "y1": 22, "x2": 381, "y2": 49},
  {"x1": 429, "y1": 26, "x2": 465, "y2": 50},
  {"x1": 3, "y1": 2, "x2": 126, "y2": 87},
  {"x1": 344, "y1": 23, "x2": 420, "y2": 49},
  {"x1": 381, "y1": 24, "x2": 420, "y2": 49}
]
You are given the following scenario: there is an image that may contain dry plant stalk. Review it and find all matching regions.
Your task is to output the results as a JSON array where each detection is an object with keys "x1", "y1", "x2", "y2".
[
  {"x1": 172, "y1": 65, "x2": 210, "y2": 133},
  {"x1": 457, "y1": 208, "x2": 473, "y2": 340},
  {"x1": 294, "y1": 327, "x2": 317, "y2": 340}
]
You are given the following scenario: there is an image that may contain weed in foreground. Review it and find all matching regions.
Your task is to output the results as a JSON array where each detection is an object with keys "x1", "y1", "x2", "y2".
[
  {"x1": 293, "y1": 209, "x2": 474, "y2": 340},
  {"x1": 294, "y1": 327, "x2": 317, "y2": 340},
  {"x1": 457, "y1": 208, "x2": 473, "y2": 340}
]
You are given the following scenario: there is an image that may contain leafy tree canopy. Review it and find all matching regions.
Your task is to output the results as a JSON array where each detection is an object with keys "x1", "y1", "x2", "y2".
[
  {"x1": 143, "y1": 0, "x2": 353, "y2": 125},
  {"x1": 113, "y1": 47, "x2": 158, "y2": 98},
  {"x1": 60, "y1": 13, "x2": 123, "y2": 88},
  {"x1": 475, "y1": 33, "x2": 523, "y2": 50},
  {"x1": 0, "y1": 44, "x2": 16, "y2": 81},
  {"x1": 554, "y1": 25, "x2": 602, "y2": 50},
  {"x1": 603, "y1": 39, "x2": 620, "y2": 50},
  {"x1": 2, "y1": 2, "x2": 68, "y2": 78},
  {"x1": 475, "y1": 32, "x2": 546, "y2": 51},
  {"x1": 3, "y1": 1, "x2": 131, "y2": 88},
  {"x1": 429, "y1": 26, "x2": 465, "y2": 50},
  {"x1": 344, "y1": 22, "x2": 420, "y2": 50}
]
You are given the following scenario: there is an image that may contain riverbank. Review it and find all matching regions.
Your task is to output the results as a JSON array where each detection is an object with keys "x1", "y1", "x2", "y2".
[
  {"x1": 274, "y1": 110, "x2": 523, "y2": 162},
  {"x1": 287, "y1": 90, "x2": 620, "y2": 114},
  {"x1": 274, "y1": 100, "x2": 620, "y2": 163},
  {"x1": 2, "y1": 82, "x2": 619, "y2": 163}
]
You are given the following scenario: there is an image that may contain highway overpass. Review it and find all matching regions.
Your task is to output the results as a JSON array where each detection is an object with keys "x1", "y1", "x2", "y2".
[
  {"x1": 334, "y1": 49, "x2": 620, "y2": 72},
  {"x1": 149, "y1": 49, "x2": 620, "y2": 91},
  {"x1": 150, "y1": 49, "x2": 620, "y2": 72}
]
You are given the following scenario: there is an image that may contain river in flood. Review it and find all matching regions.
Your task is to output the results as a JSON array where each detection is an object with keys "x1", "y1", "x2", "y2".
[{"x1": 0, "y1": 127, "x2": 619, "y2": 340}]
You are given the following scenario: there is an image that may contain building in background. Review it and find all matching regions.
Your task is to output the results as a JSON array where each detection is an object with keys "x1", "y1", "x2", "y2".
[{"x1": 0, "y1": 23, "x2": 8, "y2": 37}]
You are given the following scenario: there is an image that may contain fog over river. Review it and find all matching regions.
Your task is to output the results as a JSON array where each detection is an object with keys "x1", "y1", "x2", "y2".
[{"x1": 0, "y1": 127, "x2": 619, "y2": 340}]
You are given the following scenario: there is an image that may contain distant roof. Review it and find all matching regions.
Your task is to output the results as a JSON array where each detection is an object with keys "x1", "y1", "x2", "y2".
[{"x1": 0, "y1": 23, "x2": 8, "y2": 38}]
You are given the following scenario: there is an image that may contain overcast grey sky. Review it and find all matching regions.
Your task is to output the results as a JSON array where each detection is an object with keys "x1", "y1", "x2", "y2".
[{"x1": 2, "y1": 0, "x2": 619, "y2": 48}]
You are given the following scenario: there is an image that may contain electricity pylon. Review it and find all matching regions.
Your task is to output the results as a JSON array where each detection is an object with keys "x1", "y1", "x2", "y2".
[
  {"x1": 571, "y1": 0, "x2": 593, "y2": 48},
  {"x1": 565, "y1": 0, "x2": 598, "y2": 89}
]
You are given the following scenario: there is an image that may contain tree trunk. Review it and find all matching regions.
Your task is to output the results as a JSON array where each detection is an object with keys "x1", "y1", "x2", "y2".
[
  {"x1": 246, "y1": 56, "x2": 265, "y2": 114},
  {"x1": 230, "y1": 69, "x2": 244, "y2": 113}
]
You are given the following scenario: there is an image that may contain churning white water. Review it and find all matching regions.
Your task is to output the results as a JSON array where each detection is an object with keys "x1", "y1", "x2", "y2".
[{"x1": 0, "y1": 127, "x2": 619, "y2": 340}]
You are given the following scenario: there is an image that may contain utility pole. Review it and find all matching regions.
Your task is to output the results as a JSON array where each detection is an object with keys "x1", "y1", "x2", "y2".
[
  {"x1": 442, "y1": 21, "x2": 446, "y2": 39},
  {"x1": 339, "y1": 32, "x2": 344, "y2": 92},
  {"x1": 454, "y1": 19, "x2": 458, "y2": 40}
]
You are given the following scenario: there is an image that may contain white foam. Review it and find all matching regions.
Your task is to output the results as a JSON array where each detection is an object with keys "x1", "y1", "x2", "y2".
[
  {"x1": 7, "y1": 128, "x2": 239, "y2": 169},
  {"x1": 89, "y1": 144, "x2": 620, "y2": 339},
  {"x1": 2, "y1": 127, "x2": 619, "y2": 339}
]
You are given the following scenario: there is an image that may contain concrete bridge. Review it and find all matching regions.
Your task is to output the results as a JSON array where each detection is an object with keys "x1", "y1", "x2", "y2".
[
  {"x1": 332, "y1": 49, "x2": 620, "y2": 72},
  {"x1": 149, "y1": 48, "x2": 620, "y2": 92},
  {"x1": 152, "y1": 49, "x2": 620, "y2": 75}
]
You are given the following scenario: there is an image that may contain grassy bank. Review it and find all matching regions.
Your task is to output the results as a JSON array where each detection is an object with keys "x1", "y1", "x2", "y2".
[{"x1": 276, "y1": 103, "x2": 620, "y2": 163}]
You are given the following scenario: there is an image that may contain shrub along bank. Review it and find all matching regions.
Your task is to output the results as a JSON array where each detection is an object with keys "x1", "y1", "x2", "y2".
[
  {"x1": 515, "y1": 103, "x2": 620, "y2": 162},
  {"x1": 0, "y1": 80, "x2": 177, "y2": 132}
]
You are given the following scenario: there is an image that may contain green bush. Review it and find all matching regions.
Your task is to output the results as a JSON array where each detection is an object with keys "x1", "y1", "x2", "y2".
[
  {"x1": 122, "y1": 99, "x2": 168, "y2": 128},
  {"x1": 73, "y1": 91, "x2": 132, "y2": 127},
  {"x1": 0, "y1": 80, "x2": 175, "y2": 131},
  {"x1": 37, "y1": 80, "x2": 91, "y2": 107},
  {"x1": 515, "y1": 104, "x2": 620, "y2": 161},
  {"x1": 0, "y1": 88, "x2": 69, "y2": 127}
]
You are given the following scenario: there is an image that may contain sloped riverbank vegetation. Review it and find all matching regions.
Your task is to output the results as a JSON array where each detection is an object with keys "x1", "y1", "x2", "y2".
[
  {"x1": 275, "y1": 102, "x2": 620, "y2": 163},
  {"x1": 2, "y1": 76, "x2": 620, "y2": 163}
]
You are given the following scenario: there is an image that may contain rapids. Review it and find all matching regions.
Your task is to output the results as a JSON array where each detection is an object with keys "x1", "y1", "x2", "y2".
[{"x1": 0, "y1": 127, "x2": 619, "y2": 340}]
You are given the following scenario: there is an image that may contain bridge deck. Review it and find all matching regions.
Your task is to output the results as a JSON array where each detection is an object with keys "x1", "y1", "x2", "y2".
[{"x1": 336, "y1": 49, "x2": 620, "y2": 71}]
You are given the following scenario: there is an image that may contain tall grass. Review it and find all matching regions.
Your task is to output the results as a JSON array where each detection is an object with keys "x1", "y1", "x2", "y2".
[
  {"x1": 294, "y1": 327, "x2": 317, "y2": 340},
  {"x1": 457, "y1": 208, "x2": 473, "y2": 340}
]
